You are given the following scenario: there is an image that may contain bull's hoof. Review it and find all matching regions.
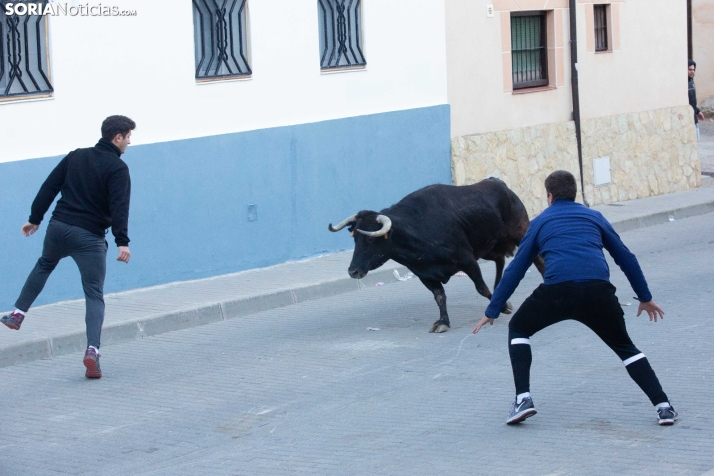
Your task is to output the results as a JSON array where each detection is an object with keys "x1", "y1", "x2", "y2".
[
  {"x1": 501, "y1": 301, "x2": 513, "y2": 314},
  {"x1": 429, "y1": 322, "x2": 451, "y2": 333}
]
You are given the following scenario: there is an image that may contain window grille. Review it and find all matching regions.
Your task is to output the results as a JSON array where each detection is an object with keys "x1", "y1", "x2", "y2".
[
  {"x1": 318, "y1": 0, "x2": 366, "y2": 70},
  {"x1": 511, "y1": 12, "x2": 548, "y2": 90},
  {"x1": 192, "y1": 0, "x2": 251, "y2": 80},
  {"x1": 0, "y1": 0, "x2": 53, "y2": 100},
  {"x1": 594, "y1": 5, "x2": 609, "y2": 52}
]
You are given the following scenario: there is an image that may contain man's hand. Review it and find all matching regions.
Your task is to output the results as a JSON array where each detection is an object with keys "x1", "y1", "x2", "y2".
[
  {"x1": 698, "y1": 112, "x2": 705, "y2": 121},
  {"x1": 637, "y1": 300, "x2": 664, "y2": 322},
  {"x1": 21, "y1": 222, "x2": 39, "y2": 237},
  {"x1": 117, "y1": 246, "x2": 131, "y2": 263},
  {"x1": 472, "y1": 316, "x2": 495, "y2": 334}
]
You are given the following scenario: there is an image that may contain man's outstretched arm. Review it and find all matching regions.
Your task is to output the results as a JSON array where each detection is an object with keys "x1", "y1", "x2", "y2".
[
  {"x1": 600, "y1": 216, "x2": 665, "y2": 321},
  {"x1": 28, "y1": 154, "x2": 70, "y2": 227},
  {"x1": 474, "y1": 224, "x2": 541, "y2": 333},
  {"x1": 600, "y1": 217, "x2": 652, "y2": 303}
]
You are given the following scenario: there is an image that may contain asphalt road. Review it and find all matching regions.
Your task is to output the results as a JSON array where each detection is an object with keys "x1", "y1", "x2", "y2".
[{"x1": 1, "y1": 212, "x2": 713, "y2": 475}]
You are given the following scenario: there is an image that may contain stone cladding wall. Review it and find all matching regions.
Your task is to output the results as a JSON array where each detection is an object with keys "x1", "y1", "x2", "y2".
[{"x1": 451, "y1": 105, "x2": 700, "y2": 216}]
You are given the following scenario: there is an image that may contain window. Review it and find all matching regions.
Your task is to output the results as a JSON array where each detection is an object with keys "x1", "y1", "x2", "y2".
[
  {"x1": 192, "y1": 0, "x2": 251, "y2": 81},
  {"x1": 318, "y1": 0, "x2": 366, "y2": 70},
  {"x1": 594, "y1": 5, "x2": 609, "y2": 52},
  {"x1": 510, "y1": 12, "x2": 548, "y2": 90},
  {"x1": 0, "y1": 0, "x2": 54, "y2": 101}
]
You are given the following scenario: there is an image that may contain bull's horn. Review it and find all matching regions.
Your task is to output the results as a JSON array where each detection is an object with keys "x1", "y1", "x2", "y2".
[
  {"x1": 356, "y1": 215, "x2": 392, "y2": 237},
  {"x1": 328, "y1": 214, "x2": 357, "y2": 232}
]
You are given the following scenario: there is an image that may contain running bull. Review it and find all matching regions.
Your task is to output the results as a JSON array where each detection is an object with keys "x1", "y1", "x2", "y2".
[{"x1": 328, "y1": 178, "x2": 545, "y2": 333}]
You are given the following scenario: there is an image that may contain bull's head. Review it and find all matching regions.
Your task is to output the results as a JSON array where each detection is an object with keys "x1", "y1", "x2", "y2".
[{"x1": 328, "y1": 211, "x2": 392, "y2": 279}]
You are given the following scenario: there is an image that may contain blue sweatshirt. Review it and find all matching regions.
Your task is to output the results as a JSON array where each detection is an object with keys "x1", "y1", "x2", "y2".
[{"x1": 485, "y1": 199, "x2": 652, "y2": 319}]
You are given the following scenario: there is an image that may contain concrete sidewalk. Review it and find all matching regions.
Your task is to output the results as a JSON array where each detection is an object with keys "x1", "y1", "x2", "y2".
[{"x1": 2, "y1": 184, "x2": 714, "y2": 368}]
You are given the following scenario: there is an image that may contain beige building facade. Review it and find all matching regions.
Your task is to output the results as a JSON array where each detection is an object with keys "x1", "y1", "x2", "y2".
[{"x1": 447, "y1": 0, "x2": 699, "y2": 216}]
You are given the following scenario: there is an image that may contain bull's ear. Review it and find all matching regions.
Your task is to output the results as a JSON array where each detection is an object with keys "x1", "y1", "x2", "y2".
[{"x1": 350, "y1": 231, "x2": 355, "y2": 237}]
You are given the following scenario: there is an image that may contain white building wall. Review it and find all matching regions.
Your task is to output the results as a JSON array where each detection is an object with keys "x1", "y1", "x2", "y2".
[
  {"x1": 577, "y1": 0, "x2": 689, "y2": 119},
  {"x1": 693, "y1": 0, "x2": 714, "y2": 100},
  {"x1": 1, "y1": 0, "x2": 448, "y2": 163},
  {"x1": 445, "y1": 0, "x2": 689, "y2": 139},
  {"x1": 445, "y1": 0, "x2": 574, "y2": 139}
]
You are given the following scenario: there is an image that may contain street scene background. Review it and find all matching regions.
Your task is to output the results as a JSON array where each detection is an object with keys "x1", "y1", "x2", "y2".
[
  {"x1": 2, "y1": 1, "x2": 714, "y2": 474},
  {"x1": 1, "y1": 200, "x2": 713, "y2": 475}
]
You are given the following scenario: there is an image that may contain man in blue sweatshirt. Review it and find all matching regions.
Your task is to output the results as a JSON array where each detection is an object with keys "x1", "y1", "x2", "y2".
[{"x1": 472, "y1": 170, "x2": 676, "y2": 426}]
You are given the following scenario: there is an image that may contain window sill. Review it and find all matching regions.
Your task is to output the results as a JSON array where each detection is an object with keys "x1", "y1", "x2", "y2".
[
  {"x1": 196, "y1": 75, "x2": 252, "y2": 85},
  {"x1": 0, "y1": 93, "x2": 54, "y2": 105},
  {"x1": 320, "y1": 66, "x2": 367, "y2": 75},
  {"x1": 512, "y1": 85, "x2": 557, "y2": 95},
  {"x1": 595, "y1": 50, "x2": 613, "y2": 54}
]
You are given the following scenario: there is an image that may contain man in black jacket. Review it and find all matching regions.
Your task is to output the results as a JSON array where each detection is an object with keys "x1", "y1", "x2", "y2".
[
  {"x1": 1, "y1": 115, "x2": 135, "y2": 379},
  {"x1": 689, "y1": 59, "x2": 705, "y2": 142}
]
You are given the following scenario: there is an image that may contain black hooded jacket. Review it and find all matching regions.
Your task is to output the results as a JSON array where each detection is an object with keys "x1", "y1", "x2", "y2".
[
  {"x1": 689, "y1": 77, "x2": 700, "y2": 124},
  {"x1": 29, "y1": 138, "x2": 131, "y2": 246}
]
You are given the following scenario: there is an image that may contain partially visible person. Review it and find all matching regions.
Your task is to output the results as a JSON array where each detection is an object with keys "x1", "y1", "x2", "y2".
[
  {"x1": 689, "y1": 59, "x2": 706, "y2": 142},
  {"x1": 1, "y1": 115, "x2": 135, "y2": 379}
]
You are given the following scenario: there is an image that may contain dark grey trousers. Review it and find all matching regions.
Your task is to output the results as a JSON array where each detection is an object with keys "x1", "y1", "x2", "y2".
[{"x1": 15, "y1": 220, "x2": 107, "y2": 349}]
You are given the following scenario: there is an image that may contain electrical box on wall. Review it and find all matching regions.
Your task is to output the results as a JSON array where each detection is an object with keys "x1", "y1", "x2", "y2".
[
  {"x1": 593, "y1": 157, "x2": 611, "y2": 187},
  {"x1": 247, "y1": 204, "x2": 258, "y2": 222}
]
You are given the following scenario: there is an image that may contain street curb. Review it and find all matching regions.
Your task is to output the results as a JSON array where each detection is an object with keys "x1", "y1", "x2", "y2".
[
  {"x1": 0, "y1": 266, "x2": 408, "y2": 368},
  {"x1": 0, "y1": 338, "x2": 52, "y2": 367},
  {"x1": 609, "y1": 201, "x2": 714, "y2": 233},
  {"x1": 2, "y1": 196, "x2": 714, "y2": 369}
]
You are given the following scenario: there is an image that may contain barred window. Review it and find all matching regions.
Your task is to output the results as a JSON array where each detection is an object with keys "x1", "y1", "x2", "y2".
[
  {"x1": 318, "y1": 0, "x2": 366, "y2": 70},
  {"x1": 511, "y1": 12, "x2": 548, "y2": 90},
  {"x1": 192, "y1": 0, "x2": 251, "y2": 81},
  {"x1": 0, "y1": 0, "x2": 53, "y2": 100},
  {"x1": 594, "y1": 5, "x2": 609, "y2": 52}
]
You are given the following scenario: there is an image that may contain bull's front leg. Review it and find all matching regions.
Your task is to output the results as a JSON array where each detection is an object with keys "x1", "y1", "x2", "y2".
[{"x1": 419, "y1": 277, "x2": 451, "y2": 333}]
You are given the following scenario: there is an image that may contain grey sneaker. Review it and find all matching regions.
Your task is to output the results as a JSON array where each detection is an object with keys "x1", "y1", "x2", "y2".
[
  {"x1": 1, "y1": 311, "x2": 25, "y2": 330},
  {"x1": 657, "y1": 405, "x2": 678, "y2": 426},
  {"x1": 507, "y1": 396, "x2": 537, "y2": 424},
  {"x1": 83, "y1": 347, "x2": 102, "y2": 379}
]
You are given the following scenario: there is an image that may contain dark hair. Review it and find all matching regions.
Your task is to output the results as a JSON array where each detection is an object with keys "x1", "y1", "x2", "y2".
[
  {"x1": 545, "y1": 170, "x2": 577, "y2": 201},
  {"x1": 689, "y1": 59, "x2": 696, "y2": 69},
  {"x1": 101, "y1": 115, "x2": 136, "y2": 141}
]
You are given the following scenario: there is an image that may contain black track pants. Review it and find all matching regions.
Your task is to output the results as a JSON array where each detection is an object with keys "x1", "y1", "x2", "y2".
[
  {"x1": 507, "y1": 280, "x2": 668, "y2": 406},
  {"x1": 15, "y1": 220, "x2": 107, "y2": 349}
]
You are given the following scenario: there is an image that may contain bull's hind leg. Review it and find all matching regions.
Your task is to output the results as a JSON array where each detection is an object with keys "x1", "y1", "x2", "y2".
[
  {"x1": 493, "y1": 256, "x2": 512, "y2": 314},
  {"x1": 461, "y1": 258, "x2": 512, "y2": 315},
  {"x1": 419, "y1": 277, "x2": 451, "y2": 333},
  {"x1": 533, "y1": 254, "x2": 546, "y2": 276}
]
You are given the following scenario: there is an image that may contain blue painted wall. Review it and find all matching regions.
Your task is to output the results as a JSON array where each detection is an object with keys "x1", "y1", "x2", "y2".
[{"x1": 0, "y1": 105, "x2": 451, "y2": 307}]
